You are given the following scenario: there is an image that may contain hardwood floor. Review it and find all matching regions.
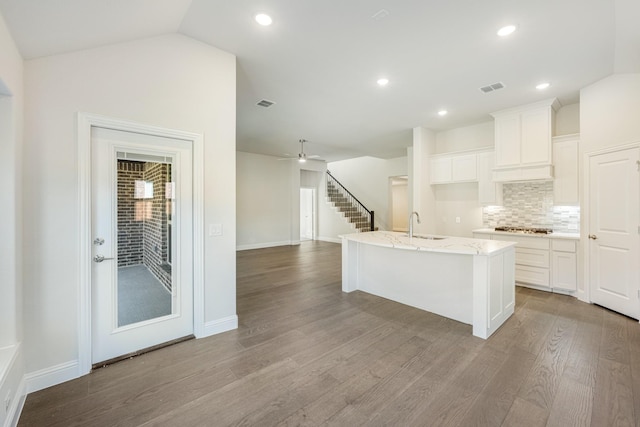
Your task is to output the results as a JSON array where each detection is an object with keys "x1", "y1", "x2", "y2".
[{"x1": 18, "y1": 241, "x2": 640, "y2": 426}]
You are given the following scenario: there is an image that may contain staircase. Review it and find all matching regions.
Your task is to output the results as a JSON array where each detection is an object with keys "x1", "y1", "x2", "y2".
[{"x1": 326, "y1": 171, "x2": 375, "y2": 232}]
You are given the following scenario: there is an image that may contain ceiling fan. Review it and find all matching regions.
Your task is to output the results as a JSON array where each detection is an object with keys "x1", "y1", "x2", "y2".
[{"x1": 279, "y1": 139, "x2": 322, "y2": 162}]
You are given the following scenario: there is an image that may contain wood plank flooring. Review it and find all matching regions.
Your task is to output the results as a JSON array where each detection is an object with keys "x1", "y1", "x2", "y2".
[{"x1": 18, "y1": 241, "x2": 640, "y2": 426}]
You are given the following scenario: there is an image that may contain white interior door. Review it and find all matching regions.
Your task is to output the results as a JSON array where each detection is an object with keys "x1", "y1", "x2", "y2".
[
  {"x1": 588, "y1": 146, "x2": 640, "y2": 319},
  {"x1": 91, "y1": 127, "x2": 194, "y2": 364},
  {"x1": 300, "y1": 188, "x2": 314, "y2": 240}
]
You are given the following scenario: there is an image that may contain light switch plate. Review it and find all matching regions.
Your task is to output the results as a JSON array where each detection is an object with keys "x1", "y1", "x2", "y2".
[{"x1": 209, "y1": 223, "x2": 223, "y2": 236}]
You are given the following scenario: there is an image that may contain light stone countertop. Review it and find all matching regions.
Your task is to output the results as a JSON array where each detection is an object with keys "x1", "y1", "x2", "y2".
[
  {"x1": 472, "y1": 228, "x2": 580, "y2": 240},
  {"x1": 340, "y1": 231, "x2": 516, "y2": 256}
]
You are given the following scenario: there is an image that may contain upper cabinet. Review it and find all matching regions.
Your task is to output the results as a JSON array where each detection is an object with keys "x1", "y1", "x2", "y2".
[
  {"x1": 491, "y1": 98, "x2": 561, "y2": 182},
  {"x1": 430, "y1": 152, "x2": 477, "y2": 184},
  {"x1": 477, "y1": 151, "x2": 503, "y2": 205},
  {"x1": 552, "y1": 134, "x2": 579, "y2": 205}
]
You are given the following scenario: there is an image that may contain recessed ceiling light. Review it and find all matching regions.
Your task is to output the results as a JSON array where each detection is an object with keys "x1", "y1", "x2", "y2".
[
  {"x1": 438, "y1": 110, "x2": 448, "y2": 116},
  {"x1": 255, "y1": 13, "x2": 273, "y2": 26},
  {"x1": 536, "y1": 82, "x2": 551, "y2": 90},
  {"x1": 377, "y1": 78, "x2": 389, "y2": 86},
  {"x1": 497, "y1": 25, "x2": 516, "y2": 37}
]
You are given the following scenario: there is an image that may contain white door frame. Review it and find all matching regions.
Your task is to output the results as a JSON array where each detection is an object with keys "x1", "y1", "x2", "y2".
[
  {"x1": 583, "y1": 140, "x2": 640, "y2": 306},
  {"x1": 77, "y1": 112, "x2": 204, "y2": 375}
]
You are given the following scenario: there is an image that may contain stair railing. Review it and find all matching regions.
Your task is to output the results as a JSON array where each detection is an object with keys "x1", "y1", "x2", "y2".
[{"x1": 326, "y1": 170, "x2": 374, "y2": 231}]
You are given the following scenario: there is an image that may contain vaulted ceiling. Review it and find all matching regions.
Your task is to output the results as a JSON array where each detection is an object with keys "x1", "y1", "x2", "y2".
[{"x1": 1, "y1": 0, "x2": 638, "y2": 161}]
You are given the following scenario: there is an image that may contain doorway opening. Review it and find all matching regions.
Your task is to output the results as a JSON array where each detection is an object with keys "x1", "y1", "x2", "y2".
[
  {"x1": 389, "y1": 176, "x2": 409, "y2": 232},
  {"x1": 300, "y1": 188, "x2": 315, "y2": 241}
]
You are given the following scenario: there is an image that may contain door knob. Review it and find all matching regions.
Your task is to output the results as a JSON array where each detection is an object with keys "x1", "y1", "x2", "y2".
[
  {"x1": 588, "y1": 234, "x2": 598, "y2": 240},
  {"x1": 93, "y1": 254, "x2": 115, "y2": 263}
]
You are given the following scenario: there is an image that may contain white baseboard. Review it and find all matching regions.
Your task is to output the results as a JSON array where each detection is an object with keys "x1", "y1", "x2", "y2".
[
  {"x1": 25, "y1": 360, "x2": 80, "y2": 394},
  {"x1": 236, "y1": 241, "x2": 293, "y2": 251},
  {"x1": 198, "y1": 315, "x2": 238, "y2": 339},
  {"x1": 1, "y1": 343, "x2": 26, "y2": 427},
  {"x1": 6, "y1": 377, "x2": 26, "y2": 427}
]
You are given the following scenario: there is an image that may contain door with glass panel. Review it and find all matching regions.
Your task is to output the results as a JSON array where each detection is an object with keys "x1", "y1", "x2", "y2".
[{"x1": 91, "y1": 127, "x2": 193, "y2": 364}]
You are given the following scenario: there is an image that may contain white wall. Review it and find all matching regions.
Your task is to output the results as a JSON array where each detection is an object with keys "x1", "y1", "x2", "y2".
[
  {"x1": 435, "y1": 121, "x2": 493, "y2": 153},
  {"x1": 580, "y1": 74, "x2": 640, "y2": 153},
  {"x1": 327, "y1": 156, "x2": 408, "y2": 232},
  {"x1": 0, "y1": 8, "x2": 24, "y2": 426},
  {"x1": 22, "y1": 34, "x2": 236, "y2": 381},
  {"x1": 236, "y1": 153, "x2": 337, "y2": 247},
  {"x1": 555, "y1": 103, "x2": 580, "y2": 136},
  {"x1": 412, "y1": 127, "x2": 437, "y2": 234},
  {"x1": 237, "y1": 152, "x2": 292, "y2": 249}
]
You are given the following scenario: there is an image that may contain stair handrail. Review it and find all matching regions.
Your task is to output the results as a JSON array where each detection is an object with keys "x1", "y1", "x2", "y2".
[{"x1": 326, "y1": 170, "x2": 375, "y2": 231}]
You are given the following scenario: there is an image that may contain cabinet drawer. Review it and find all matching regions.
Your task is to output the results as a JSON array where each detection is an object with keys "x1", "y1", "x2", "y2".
[
  {"x1": 516, "y1": 265, "x2": 550, "y2": 287},
  {"x1": 492, "y1": 234, "x2": 549, "y2": 250},
  {"x1": 551, "y1": 239, "x2": 576, "y2": 252},
  {"x1": 516, "y1": 248, "x2": 550, "y2": 268}
]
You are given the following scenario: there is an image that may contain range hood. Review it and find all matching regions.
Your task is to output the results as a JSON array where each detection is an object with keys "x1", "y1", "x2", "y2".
[{"x1": 492, "y1": 165, "x2": 554, "y2": 182}]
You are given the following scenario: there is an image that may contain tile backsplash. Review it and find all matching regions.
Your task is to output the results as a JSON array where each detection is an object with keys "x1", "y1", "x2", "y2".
[{"x1": 482, "y1": 181, "x2": 580, "y2": 233}]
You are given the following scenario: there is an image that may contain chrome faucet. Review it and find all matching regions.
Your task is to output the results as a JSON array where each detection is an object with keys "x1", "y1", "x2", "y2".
[{"x1": 408, "y1": 211, "x2": 421, "y2": 238}]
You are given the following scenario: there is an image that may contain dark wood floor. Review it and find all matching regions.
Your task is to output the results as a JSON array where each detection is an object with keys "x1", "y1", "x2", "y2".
[{"x1": 19, "y1": 241, "x2": 640, "y2": 426}]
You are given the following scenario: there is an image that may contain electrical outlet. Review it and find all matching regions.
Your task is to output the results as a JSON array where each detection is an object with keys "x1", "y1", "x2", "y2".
[{"x1": 455, "y1": 217, "x2": 461, "y2": 224}]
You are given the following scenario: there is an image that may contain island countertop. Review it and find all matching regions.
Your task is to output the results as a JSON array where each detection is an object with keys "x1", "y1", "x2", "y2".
[{"x1": 340, "y1": 231, "x2": 516, "y2": 256}]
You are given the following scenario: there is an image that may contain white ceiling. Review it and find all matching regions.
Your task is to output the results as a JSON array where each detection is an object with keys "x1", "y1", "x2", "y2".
[{"x1": 1, "y1": 0, "x2": 638, "y2": 161}]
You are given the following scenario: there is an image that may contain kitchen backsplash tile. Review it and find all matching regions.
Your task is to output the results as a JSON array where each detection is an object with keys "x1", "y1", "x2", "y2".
[{"x1": 482, "y1": 181, "x2": 580, "y2": 233}]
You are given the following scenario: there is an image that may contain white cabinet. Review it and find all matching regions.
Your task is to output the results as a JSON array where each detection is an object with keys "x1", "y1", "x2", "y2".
[
  {"x1": 551, "y1": 239, "x2": 577, "y2": 291},
  {"x1": 430, "y1": 157, "x2": 452, "y2": 184},
  {"x1": 477, "y1": 151, "x2": 503, "y2": 205},
  {"x1": 492, "y1": 234, "x2": 551, "y2": 289},
  {"x1": 474, "y1": 232, "x2": 579, "y2": 292},
  {"x1": 452, "y1": 154, "x2": 477, "y2": 181},
  {"x1": 553, "y1": 134, "x2": 579, "y2": 205},
  {"x1": 430, "y1": 152, "x2": 477, "y2": 184},
  {"x1": 491, "y1": 98, "x2": 560, "y2": 182}
]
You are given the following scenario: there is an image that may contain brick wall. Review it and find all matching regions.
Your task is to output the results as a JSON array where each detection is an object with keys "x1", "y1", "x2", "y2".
[
  {"x1": 142, "y1": 162, "x2": 172, "y2": 291},
  {"x1": 117, "y1": 161, "x2": 144, "y2": 266},
  {"x1": 117, "y1": 160, "x2": 172, "y2": 291}
]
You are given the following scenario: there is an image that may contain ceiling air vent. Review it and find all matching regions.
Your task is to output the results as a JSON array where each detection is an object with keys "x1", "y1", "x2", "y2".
[
  {"x1": 479, "y1": 82, "x2": 505, "y2": 93},
  {"x1": 257, "y1": 99, "x2": 275, "y2": 108}
]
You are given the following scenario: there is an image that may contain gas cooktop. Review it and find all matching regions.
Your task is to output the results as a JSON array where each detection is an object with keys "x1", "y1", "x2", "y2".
[{"x1": 494, "y1": 226, "x2": 553, "y2": 234}]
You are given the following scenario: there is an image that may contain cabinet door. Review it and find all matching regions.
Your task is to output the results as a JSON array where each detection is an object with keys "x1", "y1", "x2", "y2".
[
  {"x1": 553, "y1": 138, "x2": 579, "y2": 205},
  {"x1": 430, "y1": 157, "x2": 452, "y2": 184},
  {"x1": 521, "y1": 108, "x2": 552, "y2": 165},
  {"x1": 452, "y1": 154, "x2": 477, "y2": 182},
  {"x1": 477, "y1": 151, "x2": 502, "y2": 205},
  {"x1": 552, "y1": 251, "x2": 577, "y2": 291},
  {"x1": 495, "y1": 114, "x2": 521, "y2": 168}
]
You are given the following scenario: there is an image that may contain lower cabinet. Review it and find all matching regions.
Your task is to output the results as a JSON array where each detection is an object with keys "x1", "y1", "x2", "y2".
[
  {"x1": 551, "y1": 239, "x2": 577, "y2": 291},
  {"x1": 473, "y1": 232, "x2": 578, "y2": 292}
]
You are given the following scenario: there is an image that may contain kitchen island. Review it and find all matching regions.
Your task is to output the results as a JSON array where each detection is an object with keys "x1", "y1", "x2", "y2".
[{"x1": 341, "y1": 231, "x2": 517, "y2": 339}]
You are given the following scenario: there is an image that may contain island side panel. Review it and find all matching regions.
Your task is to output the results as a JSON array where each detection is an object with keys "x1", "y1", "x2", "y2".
[
  {"x1": 350, "y1": 243, "x2": 474, "y2": 325},
  {"x1": 341, "y1": 237, "x2": 359, "y2": 293},
  {"x1": 472, "y1": 247, "x2": 515, "y2": 339}
]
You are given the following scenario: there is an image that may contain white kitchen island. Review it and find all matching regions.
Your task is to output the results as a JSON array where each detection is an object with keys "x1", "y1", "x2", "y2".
[{"x1": 341, "y1": 231, "x2": 517, "y2": 339}]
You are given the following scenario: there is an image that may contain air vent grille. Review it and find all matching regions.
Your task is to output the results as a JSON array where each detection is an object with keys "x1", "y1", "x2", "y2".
[
  {"x1": 257, "y1": 99, "x2": 275, "y2": 107},
  {"x1": 479, "y1": 82, "x2": 505, "y2": 93}
]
